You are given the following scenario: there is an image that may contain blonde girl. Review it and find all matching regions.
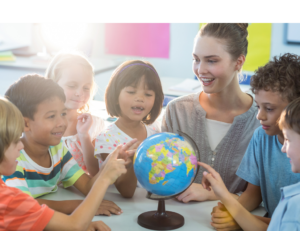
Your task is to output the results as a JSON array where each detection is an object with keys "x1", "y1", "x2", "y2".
[{"x1": 45, "y1": 51, "x2": 104, "y2": 176}]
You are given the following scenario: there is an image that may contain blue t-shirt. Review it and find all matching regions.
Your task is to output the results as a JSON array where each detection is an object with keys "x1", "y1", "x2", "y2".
[
  {"x1": 236, "y1": 127, "x2": 300, "y2": 217},
  {"x1": 267, "y1": 182, "x2": 300, "y2": 230}
]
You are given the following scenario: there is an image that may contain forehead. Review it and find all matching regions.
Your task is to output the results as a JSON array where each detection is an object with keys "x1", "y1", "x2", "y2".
[
  {"x1": 35, "y1": 97, "x2": 65, "y2": 116},
  {"x1": 193, "y1": 36, "x2": 228, "y2": 57},
  {"x1": 59, "y1": 65, "x2": 93, "y2": 84},
  {"x1": 255, "y1": 90, "x2": 288, "y2": 105}
]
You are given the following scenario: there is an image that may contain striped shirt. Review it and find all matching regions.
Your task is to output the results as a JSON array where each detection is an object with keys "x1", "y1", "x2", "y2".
[
  {"x1": 0, "y1": 178, "x2": 54, "y2": 231},
  {"x1": 2, "y1": 141, "x2": 85, "y2": 198}
]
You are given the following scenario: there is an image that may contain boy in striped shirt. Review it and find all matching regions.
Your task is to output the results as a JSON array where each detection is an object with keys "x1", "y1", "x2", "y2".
[
  {"x1": 3, "y1": 75, "x2": 122, "y2": 216},
  {"x1": 0, "y1": 96, "x2": 133, "y2": 231}
]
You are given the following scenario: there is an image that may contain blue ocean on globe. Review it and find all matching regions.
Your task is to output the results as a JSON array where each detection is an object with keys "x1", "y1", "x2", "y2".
[{"x1": 133, "y1": 132, "x2": 198, "y2": 197}]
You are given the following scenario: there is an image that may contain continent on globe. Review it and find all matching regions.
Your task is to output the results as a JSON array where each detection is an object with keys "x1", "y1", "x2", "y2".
[{"x1": 147, "y1": 138, "x2": 197, "y2": 185}]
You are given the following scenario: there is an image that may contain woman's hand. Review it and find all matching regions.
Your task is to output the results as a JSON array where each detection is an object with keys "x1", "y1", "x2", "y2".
[{"x1": 176, "y1": 183, "x2": 217, "y2": 202}]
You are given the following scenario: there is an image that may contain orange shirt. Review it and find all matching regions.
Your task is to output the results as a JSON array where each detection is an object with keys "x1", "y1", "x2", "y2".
[{"x1": 0, "y1": 178, "x2": 54, "y2": 231}]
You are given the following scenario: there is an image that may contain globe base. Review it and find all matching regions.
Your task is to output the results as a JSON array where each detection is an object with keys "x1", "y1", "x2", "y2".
[{"x1": 137, "y1": 200, "x2": 184, "y2": 230}]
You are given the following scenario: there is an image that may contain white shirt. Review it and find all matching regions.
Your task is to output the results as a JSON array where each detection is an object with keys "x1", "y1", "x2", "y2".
[
  {"x1": 206, "y1": 118, "x2": 232, "y2": 151},
  {"x1": 94, "y1": 121, "x2": 161, "y2": 187}
]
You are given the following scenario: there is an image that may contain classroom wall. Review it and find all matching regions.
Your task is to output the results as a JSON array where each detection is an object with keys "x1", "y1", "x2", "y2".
[
  {"x1": 98, "y1": 23, "x2": 300, "y2": 80},
  {"x1": 271, "y1": 23, "x2": 300, "y2": 58}
]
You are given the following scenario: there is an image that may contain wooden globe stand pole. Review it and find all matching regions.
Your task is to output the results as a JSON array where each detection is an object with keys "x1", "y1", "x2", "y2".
[{"x1": 137, "y1": 199, "x2": 184, "y2": 230}]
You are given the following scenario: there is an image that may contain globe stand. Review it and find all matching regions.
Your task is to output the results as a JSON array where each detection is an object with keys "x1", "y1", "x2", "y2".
[{"x1": 138, "y1": 199, "x2": 184, "y2": 230}]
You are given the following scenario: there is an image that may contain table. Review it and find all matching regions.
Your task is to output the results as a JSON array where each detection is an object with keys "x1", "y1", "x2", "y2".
[{"x1": 41, "y1": 185, "x2": 266, "y2": 231}]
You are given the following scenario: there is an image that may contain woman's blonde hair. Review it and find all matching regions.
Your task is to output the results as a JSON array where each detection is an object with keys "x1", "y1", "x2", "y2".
[
  {"x1": 45, "y1": 50, "x2": 96, "y2": 113},
  {"x1": 0, "y1": 97, "x2": 24, "y2": 162}
]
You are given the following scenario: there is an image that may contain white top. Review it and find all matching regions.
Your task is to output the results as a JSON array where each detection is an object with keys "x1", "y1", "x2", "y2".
[
  {"x1": 62, "y1": 114, "x2": 105, "y2": 173},
  {"x1": 206, "y1": 118, "x2": 232, "y2": 151},
  {"x1": 94, "y1": 120, "x2": 161, "y2": 187}
]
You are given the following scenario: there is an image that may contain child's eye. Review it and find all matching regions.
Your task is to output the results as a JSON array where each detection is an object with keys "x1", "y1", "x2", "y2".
[
  {"x1": 127, "y1": 91, "x2": 135, "y2": 94},
  {"x1": 255, "y1": 105, "x2": 260, "y2": 109},
  {"x1": 192, "y1": 58, "x2": 200, "y2": 62},
  {"x1": 68, "y1": 85, "x2": 75, "y2": 88},
  {"x1": 208, "y1": 60, "x2": 216, "y2": 63},
  {"x1": 48, "y1": 115, "x2": 55, "y2": 119},
  {"x1": 266, "y1": 108, "x2": 273, "y2": 112},
  {"x1": 145, "y1": 93, "x2": 153, "y2": 97},
  {"x1": 61, "y1": 112, "x2": 67, "y2": 117}
]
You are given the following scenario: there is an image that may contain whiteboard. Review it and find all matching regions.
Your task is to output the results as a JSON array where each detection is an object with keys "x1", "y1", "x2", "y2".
[{"x1": 286, "y1": 23, "x2": 300, "y2": 44}]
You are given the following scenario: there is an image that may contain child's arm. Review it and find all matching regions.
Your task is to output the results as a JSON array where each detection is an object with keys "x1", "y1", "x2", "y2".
[
  {"x1": 44, "y1": 145, "x2": 126, "y2": 231},
  {"x1": 176, "y1": 182, "x2": 239, "y2": 202},
  {"x1": 199, "y1": 162, "x2": 269, "y2": 231},
  {"x1": 74, "y1": 139, "x2": 138, "y2": 196},
  {"x1": 211, "y1": 182, "x2": 265, "y2": 230},
  {"x1": 77, "y1": 113, "x2": 99, "y2": 176},
  {"x1": 99, "y1": 140, "x2": 140, "y2": 198}
]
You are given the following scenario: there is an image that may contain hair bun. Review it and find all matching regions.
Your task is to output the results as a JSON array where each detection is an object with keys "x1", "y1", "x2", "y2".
[{"x1": 236, "y1": 23, "x2": 249, "y2": 32}]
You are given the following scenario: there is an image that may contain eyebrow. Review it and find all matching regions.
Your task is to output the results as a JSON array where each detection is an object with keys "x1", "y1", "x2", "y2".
[
  {"x1": 254, "y1": 101, "x2": 276, "y2": 106},
  {"x1": 192, "y1": 54, "x2": 220, "y2": 59}
]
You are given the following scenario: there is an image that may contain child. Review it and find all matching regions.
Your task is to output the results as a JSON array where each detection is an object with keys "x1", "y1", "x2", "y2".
[
  {"x1": 0, "y1": 96, "x2": 130, "y2": 231},
  {"x1": 3, "y1": 74, "x2": 136, "y2": 216},
  {"x1": 162, "y1": 23, "x2": 260, "y2": 202},
  {"x1": 210, "y1": 53, "x2": 300, "y2": 230},
  {"x1": 94, "y1": 60, "x2": 164, "y2": 198},
  {"x1": 45, "y1": 51, "x2": 104, "y2": 176},
  {"x1": 198, "y1": 97, "x2": 300, "y2": 230}
]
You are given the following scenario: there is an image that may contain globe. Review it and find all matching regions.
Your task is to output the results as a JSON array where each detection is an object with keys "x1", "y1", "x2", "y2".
[{"x1": 133, "y1": 132, "x2": 198, "y2": 197}]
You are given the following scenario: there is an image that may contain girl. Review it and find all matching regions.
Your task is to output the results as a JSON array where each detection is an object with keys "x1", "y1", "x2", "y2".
[
  {"x1": 162, "y1": 23, "x2": 260, "y2": 202},
  {"x1": 94, "y1": 60, "x2": 164, "y2": 198},
  {"x1": 45, "y1": 51, "x2": 104, "y2": 176},
  {"x1": 198, "y1": 97, "x2": 300, "y2": 231}
]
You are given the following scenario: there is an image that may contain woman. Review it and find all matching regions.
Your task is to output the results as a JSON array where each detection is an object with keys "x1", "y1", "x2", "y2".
[{"x1": 162, "y1": 23, "x2": 260, "y2": 202}]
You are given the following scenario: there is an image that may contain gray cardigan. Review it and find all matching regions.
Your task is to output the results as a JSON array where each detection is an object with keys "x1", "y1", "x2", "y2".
[{"x1": 161, "y1": 92, "x2": 260, "y2": 193}]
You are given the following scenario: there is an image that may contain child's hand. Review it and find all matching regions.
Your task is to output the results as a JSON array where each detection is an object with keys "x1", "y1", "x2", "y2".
[
  {"x1": 210, "y1": 202, "x2": 241, "y2": 230},
  {"x1": 119, "y1": 139, "x2": 140, "y2": 168},
  {"x1": 86, "y1": 220, "x2": 111, "y2": 231},
  {"x1": 95, "y1": 199, "x2": 123, "y2": 216},
  {"x1": 198, "y1": 162, "x2": 230, "y2": 200},
  {"x1": 100, "y1": 145, "x2": 127, "y2": 185},
  {"x1": 77, "y1": 113, "x2": 93, "y2": 136}
]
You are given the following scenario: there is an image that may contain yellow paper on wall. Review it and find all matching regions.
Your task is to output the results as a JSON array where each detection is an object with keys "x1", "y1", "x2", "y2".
[
  {"x1": 198, "y1": 23, "x2": 272, "y2": 73},
  {"x1": 243, "y1": 23, "x2": 272, "y2": 72}
]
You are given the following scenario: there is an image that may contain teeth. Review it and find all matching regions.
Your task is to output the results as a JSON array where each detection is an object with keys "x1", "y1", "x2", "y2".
[
  {"x1": 133, "y1": 107, "x2": 144, "y2": 110},
  {"x1": 202, "y1": 78, "x2": 215, "y2": 82}
]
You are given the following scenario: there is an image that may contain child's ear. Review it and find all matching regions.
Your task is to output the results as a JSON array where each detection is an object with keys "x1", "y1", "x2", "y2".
[
  {"x1": 235, "y1": 55, "x2": 246, "y2": 71},
  {"x1": 23, "y1": 117, "x2": 31, "y2": 132}
]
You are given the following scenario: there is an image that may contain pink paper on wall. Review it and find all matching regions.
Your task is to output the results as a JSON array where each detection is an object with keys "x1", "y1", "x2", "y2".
[{"x1": 105, "y1": 23, "x2": 170, "y2": 58}]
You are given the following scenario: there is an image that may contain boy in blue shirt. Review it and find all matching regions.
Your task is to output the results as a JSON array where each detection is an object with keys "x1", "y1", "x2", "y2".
[
  {"x1": 210, "y1": 53, "x2": 300, "y2": 230},
  {"x1": 199, "y1": 97, "x2": 300, "y2": 230}
]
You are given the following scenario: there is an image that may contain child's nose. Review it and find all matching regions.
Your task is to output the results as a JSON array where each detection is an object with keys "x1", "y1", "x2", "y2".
[{"x1": 256, "y1": 109, "x2": 266, "y2": 121}]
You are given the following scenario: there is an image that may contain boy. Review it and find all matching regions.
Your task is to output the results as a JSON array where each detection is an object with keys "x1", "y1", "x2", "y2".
[
  {"x1": 210, "y1": 53, "x2": 300, "y2": 230},
  {"x1": 0, "y1": 96, "x2": 129, "y2": 231},
  {"x1": 199, "y1": 97, "x2": 300, "y2": 230},
  {"x1": 3, "y1": 74, "x2": 134, "y2": 216}
]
